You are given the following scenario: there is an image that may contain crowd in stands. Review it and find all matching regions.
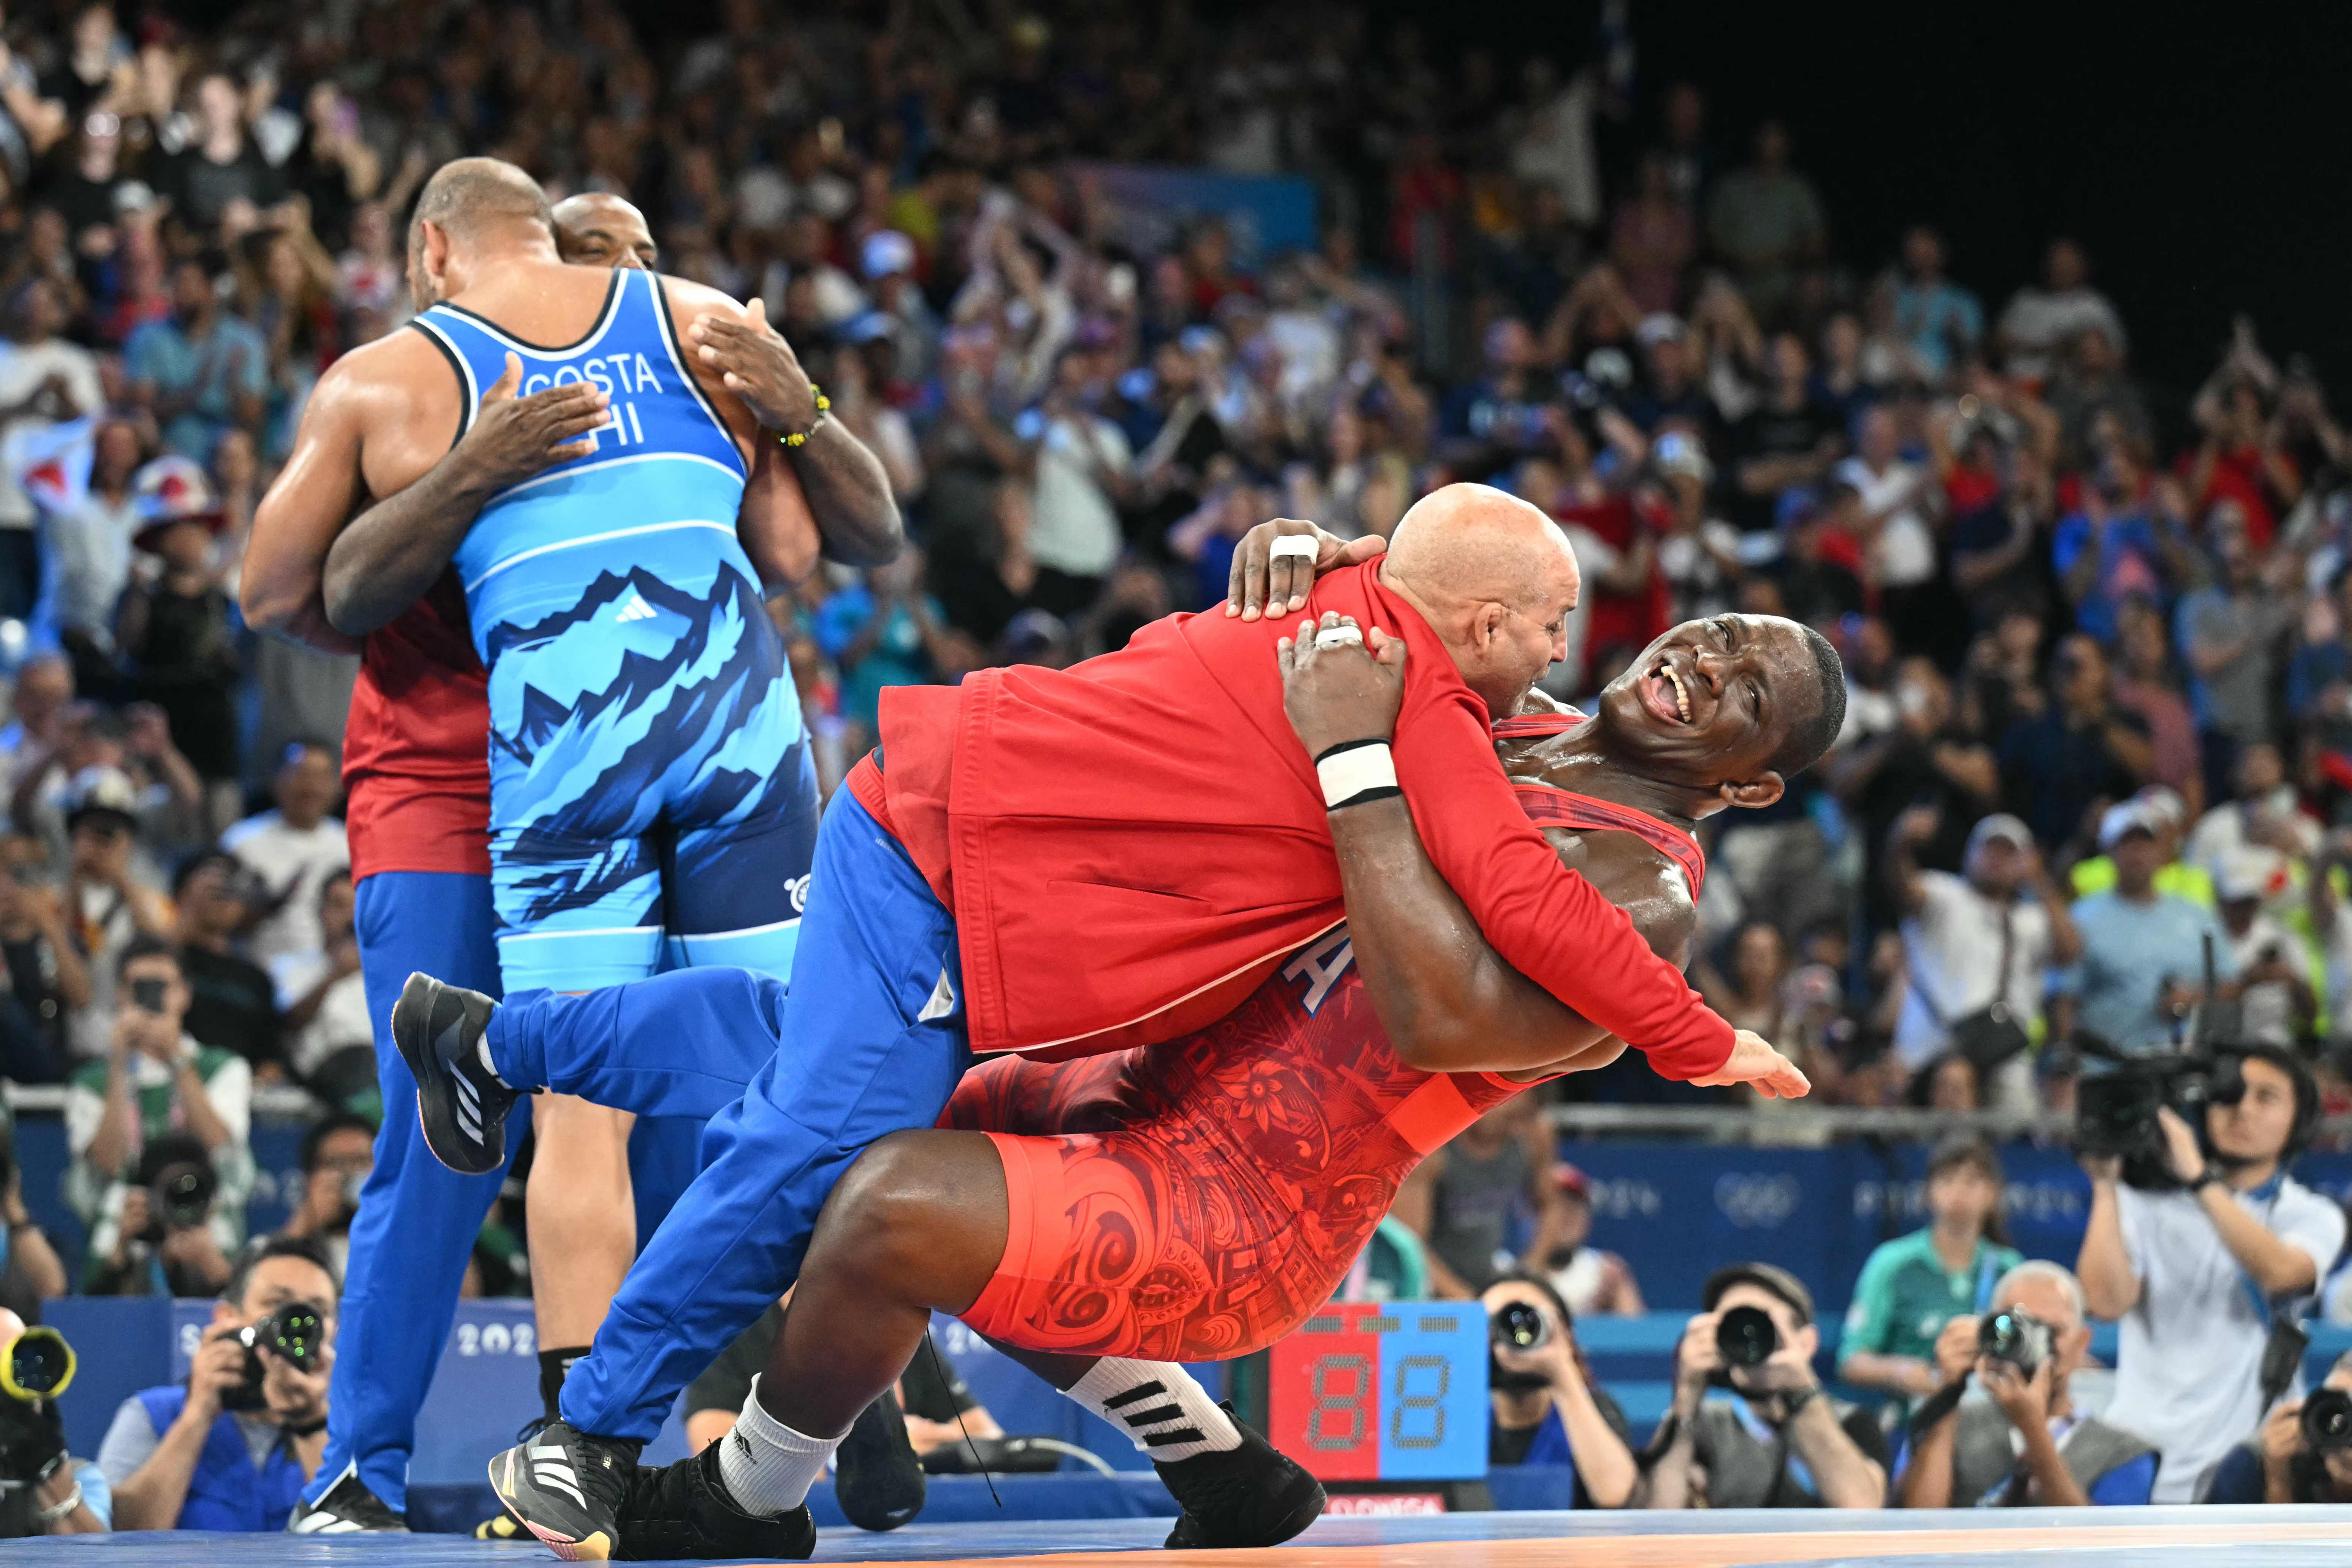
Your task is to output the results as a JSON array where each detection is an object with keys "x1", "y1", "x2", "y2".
[{"x1": 4, "y1": 0, "x2": 2352, "y2": 1532}]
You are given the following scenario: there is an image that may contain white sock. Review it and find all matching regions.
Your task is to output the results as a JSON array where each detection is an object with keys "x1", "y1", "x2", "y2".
[
  {"x1": 715, "y1": 1377, "x2": 846, "y2": 1517},
  {"x1": 1063, "y1": 1359, "x2": 1241, "y2": 1463}
]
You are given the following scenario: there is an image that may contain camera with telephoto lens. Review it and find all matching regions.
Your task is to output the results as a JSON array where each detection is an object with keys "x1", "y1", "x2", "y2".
[
  {"x1": 1714, "y1": 1305, "x2": 1779, "y2": 1375},
  {"x1": 148, "y1": 1159, "x2": 217, "y2": 1238},
  {"x1": 0, "y1": 1323, "x2": 75, "y2": 1531},
  {"x1": 1977, "y1": 1309, "x2": 2053, "y2": 1376},
  {"x1": 219, "y1": 1305, "x2": 326, "y2": 1413},
  {"x1": 1491, "y1": 1301, "x2": 1552, "y2": 1354},
  {"x1": 2303, "y1": 1389, "x2": 2352, "y2": 1454}
]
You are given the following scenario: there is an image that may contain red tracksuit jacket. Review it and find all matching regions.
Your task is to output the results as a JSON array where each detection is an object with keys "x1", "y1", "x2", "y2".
[{"x1": 848, "y1": 561, "x2": 1734, "y2": 1078}]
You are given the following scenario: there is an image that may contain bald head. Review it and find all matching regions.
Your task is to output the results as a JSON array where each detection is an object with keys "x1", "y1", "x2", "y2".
[
  {"x1": 553, "y1": 193, "x2": 658, "y2": 270},
  {"x1": 412, "y1": 158, "x2": 552, "y2": 246},
  {"x1": 1380, "y1": 483, "x2": 1580, "y2": 716}
]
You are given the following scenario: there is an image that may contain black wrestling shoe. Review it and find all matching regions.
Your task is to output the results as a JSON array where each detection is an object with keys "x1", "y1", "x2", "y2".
[
  {"x1": 832, "y1": 1388, "x2": 926, "y2": 1531},
  {"x1": 1157, "y1": 1405, "x2": 1325, "y2": 1549},
  {"x1": 488, "y1": 1420, "x2": 640, "y2": 1561},
  {"x1": 394, "y1": 971, "x2": 515, "y2": 1176},
  {"x1": 285, "y1": 1472, "x2": 409, "y2": 1533},
  {"x1": 614, "y1": 1440, "x2": 814, "y2": 1562}
]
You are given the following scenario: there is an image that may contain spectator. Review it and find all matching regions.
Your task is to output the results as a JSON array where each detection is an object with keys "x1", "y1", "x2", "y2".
[
  {"x1": 274, "y1": 1112, "x2": 371, "y2": 1281},
  {"x1": 1886, "y1": 810, "x2": 2079, "y2": 1104},
  {"x1": 1835, "y1": 405, "x2": 1943, "y2": 638},
  {"x1": 1394, "y1": 1099, "x2": 1571, "y2": 1300},
  {"x1": 0, "y1": 278, "x2": 103, "y2": 617},
  {"x1": 811, "y1": 551, "x2": 967, "y2": 737},
  {"x1": 2111, "y1": 597, "x2": 2206, "y2": 819},
  {"x1": 2178, "y1": 505, "x2": 2295, "y2": 789},
  {"x1": 123, "y1": 259, "x2": 267, "y2": 463},
  {"x1": 1897, "y1": 1260, "x2": 2157, "y2": 1506},
  {"x1": 1704, "y1": 120, "x2": 1826, "y2": 326},
  {"x1": 1483, "y1": 1272, "x2": 1636, "y2": 1503},
  {"x1": 1642, "y1": 1263, "x2": 1889, "y2": 1509},
  {"x1": 2078, "y1": 1046, "x2": 2342, "y2": 1502},
  {"x1": 154, "y1": 71, "x2": 284, "y2": 234},
  {"x1": 2210, "y1": 848, "x2": 2314, "y2": 1046},
  {"x1": 81, "y1": 1131, "x2": 231, "y2": 1298},
  {"x1": 268, "y1": 870, "x2": 370, "y2": 1107},
  {"x1": 2068, "y1": 785, "x2": 2216, "y2": 909},
  {"x1": 2184, "y1": 741, "x2": 2320, "y2": 876},
  {"x1": 58, "y1": 765, "x2": 175, "y2": 1061},
  {"x1": 1889, "y1": 227, "x2": 1982, "y2": 383},
  {"x1": 170, "y1": 852, "x2": 282, "y2": 1076},
  {"x1": 64, "y1": 936, "x2": 252, "y2": 1257},
  {"x1": 2203, "y1": 1350, "x2": 2352, "y2": 1504},
  {"x1": 0, "y1": 827, "x2": 91, "y2": 1084},
  {"x1": 1841, "y1": 1135, "x2": 2025, "y2": 1410},
  {"x1": 49, "y1": 417, "x2": 144, "y2": 692},
  {"x1": 1728, "y1": 332, "x2": 1841, "y2": 533},
  {"x1": 1536, "y1": 1164, "x2": 1644, "y2": 1317},
  {"x1": 1024, "y1": 349, "x2": 1133, "y2": 614},
  {"x1": 117, "y1": 457, "x2": 242, "y2": 829},
  {"x1": 2052, "y1": 449, "x2": 2168, "y2": 647},
  {"x1": 1998, "y1": 633, "x2": 2154, "y2": 852},
  {"x1": 219, "y1": 741, "x2": 347, "y2": 967},
  {"x1": 2057, "y1": 800, "x2": 2234, "y2": 1056},
  {"x1": 98, "y1": 1235, "x2": 337, "y2": 1532},
  {"x1": 0, "y1": 1136, "x2": 66, "y2": 1318},
  {"x1": 0, "y1": 653, "x2": 73, "y2": 801},
  {"x1": 1998, "y1": 239, "x2": 2126, "y2": 386}
]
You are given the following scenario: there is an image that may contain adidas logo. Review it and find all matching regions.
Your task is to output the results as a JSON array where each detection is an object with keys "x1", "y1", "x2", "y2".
[
  {"x1": 441, "y1": 1018, "x2": 485, "y2": 1144},
  {"x1": 529, "y1": 1443, "x2": 588, "y2": 1510},
  {"x1": 614, "y1": 590, "x2": 659, "y2": 623},
  {"x1": 1103, "y1": 1383, "x2": 1204, "y2": 1448}
]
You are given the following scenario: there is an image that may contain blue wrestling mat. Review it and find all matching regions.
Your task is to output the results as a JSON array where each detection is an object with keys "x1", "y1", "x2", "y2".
[{"x1": 9, "y1": 1506, "x2": 2352, "y2": 1566}]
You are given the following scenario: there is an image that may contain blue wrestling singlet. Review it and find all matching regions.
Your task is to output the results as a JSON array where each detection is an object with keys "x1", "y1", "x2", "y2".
[{"x1": 410, "y1": 269, "x2": 817, "y2": 992}]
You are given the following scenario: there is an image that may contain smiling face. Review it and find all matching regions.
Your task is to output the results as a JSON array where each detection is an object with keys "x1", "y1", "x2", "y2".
[
  {"x1": 554, "y1": 193, "x2": 658, "y2": 270},
  {"x1": 1596, "y1": 614, "x2": 1817, "y2": 806}
]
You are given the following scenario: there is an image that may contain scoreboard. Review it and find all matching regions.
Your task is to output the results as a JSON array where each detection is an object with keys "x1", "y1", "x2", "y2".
[{"x1": 1266, "y1": 1302, "x2": 1489, "y2": 1481}]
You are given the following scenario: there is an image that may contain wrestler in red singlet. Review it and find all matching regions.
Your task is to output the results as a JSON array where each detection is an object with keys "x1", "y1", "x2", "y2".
[
  {"x1": 945, "y1": 721, "x2": 1707, "y2": 1364},
  {"x1": 341, "y1": 578, "x2": 490, "y2": 877}
]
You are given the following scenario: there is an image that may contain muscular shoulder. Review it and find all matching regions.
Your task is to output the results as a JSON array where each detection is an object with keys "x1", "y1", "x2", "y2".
[
  {"x1": 656, "y1": 274, "x2": 749, "y2": 330},
  {"x1": 1537, "y1": 824, "x2": 1695, "y2": 968},
  {"x1": 311, "y1": 327, "x2": 447, "y2": 411}
]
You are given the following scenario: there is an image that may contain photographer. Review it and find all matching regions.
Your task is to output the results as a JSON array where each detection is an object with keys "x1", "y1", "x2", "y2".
[
  {"x1": 98, "y1": 1236, "x2": 337, "y2": 1532},
  {"x1": 1641, "y1": 1264, "x2": 1889, "y2": 1510},
  {"x1": 2204, "y1": 1350, "x2": 2352, "y2": 1503},
  {"x1": 1483, "y1": 1273, "x2": 1637, "y2": 1506},
  {"x1": 81, "y1": 1134, "x2": 231, "y2": 1298},
  {"x1": 64, "y1": 936, "x2": 253, "y2": 1250},
  {"x1": 1896, "y1": 1261, "x2": 2157, "y2": 1507},
  {"x1": 2076, "y1": 1045, "x2": 2345, "y2": 1501},
  {"x1": 0, "y1": 1307, "x2": 109, "y2": 1536},
  {"x1": 273, "y1": 1112, "x2": 373, "y2": 1280},
  {"x1": 1840, "y1": 1136, "x2": 2023, "y2": 1414}
]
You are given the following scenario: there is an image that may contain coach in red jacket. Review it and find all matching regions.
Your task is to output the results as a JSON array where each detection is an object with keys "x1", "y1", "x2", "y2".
[{"x1": 463, "y1": 483, "x2": 1827, "y2": 1539}]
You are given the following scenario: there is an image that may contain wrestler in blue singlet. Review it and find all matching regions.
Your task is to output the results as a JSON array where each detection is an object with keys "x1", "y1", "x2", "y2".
[{"x1": 411, "y1": 269, "x2": 817, "y2": 993}]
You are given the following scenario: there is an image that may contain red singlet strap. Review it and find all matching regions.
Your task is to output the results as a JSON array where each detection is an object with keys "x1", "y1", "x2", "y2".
[
  {"x1": 1511, "y1": 782, "x2": 1707, "y2": 900},
  {"x1": 1490, "y1": 708, "x2": 1586, "y2": 740}
]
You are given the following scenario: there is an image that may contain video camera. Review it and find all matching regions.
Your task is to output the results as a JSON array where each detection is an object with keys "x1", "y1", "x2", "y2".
[{"x1": 219, "y1": 1304, "x2": 327, "y2": 1413}]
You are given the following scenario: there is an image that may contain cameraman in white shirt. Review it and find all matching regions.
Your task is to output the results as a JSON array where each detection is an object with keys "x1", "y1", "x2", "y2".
[{"x1": 2077, "y1": 1046, "x2": 2344, "y2": 1502}]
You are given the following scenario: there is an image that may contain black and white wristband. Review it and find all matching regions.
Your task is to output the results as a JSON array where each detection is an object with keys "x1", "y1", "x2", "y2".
[{"x1": 1316, "y1": 739, "x2": 1402, "y2": 811}]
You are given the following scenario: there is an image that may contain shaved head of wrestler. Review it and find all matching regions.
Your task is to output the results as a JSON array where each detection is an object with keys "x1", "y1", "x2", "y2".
[
  {"x1": 1377, "y1": 482, "x2": 1580, "y2": 719},
  {"x1": 667, "y1": 609, "x2": 1840, "y2": 1523},
  {"x1": 405, "y1": 156, "x2": 557, "y2": 315},
  {"x1": 553, "y1": 192, "x2": 659, "y2": 271}
]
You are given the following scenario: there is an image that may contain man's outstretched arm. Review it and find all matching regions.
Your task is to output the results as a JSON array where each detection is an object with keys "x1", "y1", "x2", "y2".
[
  {"x1": 321, "y1": 352, "x2": 610, "y2": 635},
  {"x1": 1279, "y1": 616, "x2": 1799, "y2": 1089}
]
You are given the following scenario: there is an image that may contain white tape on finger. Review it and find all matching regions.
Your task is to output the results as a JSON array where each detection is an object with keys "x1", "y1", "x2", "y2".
[
  {"x1": 1314, "y1": 625, "x2": 1364, "y2": 650},
  {"x1": 1268, "y1": 535, "x2": 1320, "y2": 561}
]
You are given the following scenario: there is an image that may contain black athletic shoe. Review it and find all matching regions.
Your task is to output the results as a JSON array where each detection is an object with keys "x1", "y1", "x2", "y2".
[
  {"x1": 1157, "y1": 1405, "x2": 1325, "y2": 1549},
  {"x1": 613, "y1": 1440, "x2": 815, "y2": 1562},
  {"x1": 488, "y1": 1420, "x2": 640, "y2": 1561},
  {"x1": 394, "y1": 971, "x2": 515, "y2": 1176},
  {"x1": 832, "y1": 1388, "x2": 926, "y2": 1531},
  {"x1": 285, "y1": 1472, "x2": 409, "y2": 1533}
]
